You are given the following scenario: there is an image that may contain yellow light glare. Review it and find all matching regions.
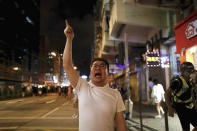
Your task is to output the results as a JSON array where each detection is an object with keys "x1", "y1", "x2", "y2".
[
  {"x1": 51, "y1": 52, "x2": 57, "y2": 57},
  {"x1": 13, "y1": 67, "x2": 19, "y2": 71},
  {"x1": 189, "y1": 47, "x2": 197, "y2": 54}
]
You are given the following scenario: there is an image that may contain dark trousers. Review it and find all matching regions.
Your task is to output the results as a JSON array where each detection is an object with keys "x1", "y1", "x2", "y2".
[{"x1": 175, "y1": 103, "x2": 197, "y2": 131}]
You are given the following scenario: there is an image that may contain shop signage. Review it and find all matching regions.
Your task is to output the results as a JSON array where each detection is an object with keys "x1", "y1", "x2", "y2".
[
  {"x1": 160, "y1": 56, "x2": 170, "y2": 68},
  {"x1": 146, "y1": 51, "x2": 160, "y2": 67},
  {"x1": 185, "y1": 19, "x2": 197, "y2": 39}
]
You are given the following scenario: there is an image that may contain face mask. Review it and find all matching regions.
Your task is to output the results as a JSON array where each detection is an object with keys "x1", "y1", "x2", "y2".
[
  {"x1": 183, "y1": 70, "x2": 191, "y2": 78},
  {"x1": 182, "y1": 67, "x2": 194, "y2": 78},
  {"x1": 190, "y1": 72, "x2": 197, "y2": 85}
]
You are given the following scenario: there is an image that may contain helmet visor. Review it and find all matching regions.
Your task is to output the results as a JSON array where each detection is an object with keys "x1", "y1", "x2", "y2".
[{"x1": 185, "y1": 67, "x2": 195, "y2": 73}]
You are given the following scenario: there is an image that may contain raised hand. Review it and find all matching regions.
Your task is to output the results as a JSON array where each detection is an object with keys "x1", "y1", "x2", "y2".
[{"x1": 64, "y1": 20, "x2": 74, "y2": 39}]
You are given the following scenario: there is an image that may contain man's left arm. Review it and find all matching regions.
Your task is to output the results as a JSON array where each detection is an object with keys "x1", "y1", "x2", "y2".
[{"x1": 115, "y1": 111, "x2": 127, "y2": 131}]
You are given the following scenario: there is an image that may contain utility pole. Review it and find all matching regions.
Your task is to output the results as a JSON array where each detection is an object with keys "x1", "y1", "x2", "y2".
[{"x1": 124, "y1": 33, "x2": 131, "y2": 120}]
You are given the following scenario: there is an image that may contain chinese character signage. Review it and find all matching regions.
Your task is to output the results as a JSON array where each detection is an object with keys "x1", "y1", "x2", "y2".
[{"x1": 146, "y1": 51, "x2": 160, "y2": 67}]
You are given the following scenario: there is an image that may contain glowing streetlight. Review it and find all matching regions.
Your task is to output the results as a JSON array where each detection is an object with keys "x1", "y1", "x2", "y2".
[
  {"x1": 81, "y1": 75, "x2": 87, "y2": 80},
  {"x1": 13, "y1": 67, "x2": 19, "y2": 71},
  {"x1": 74, "y1": 66, "x2": 77, "y2": 70},
  {"x1": 51, "y1": 52, "x2": 57, "y2": 57}
]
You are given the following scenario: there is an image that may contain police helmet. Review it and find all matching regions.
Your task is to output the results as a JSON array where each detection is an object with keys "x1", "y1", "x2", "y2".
[{"x1": 180, "y1": 62, "x2": 194, "y2": 73}]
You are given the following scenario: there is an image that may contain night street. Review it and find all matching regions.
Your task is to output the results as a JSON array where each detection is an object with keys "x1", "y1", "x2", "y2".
[
  {"x1": 0, "y1": 94, "x2": 78, "y2": 131},
  {"x1": 0, "y1": 0, "x2": 197, "y2": 131}
]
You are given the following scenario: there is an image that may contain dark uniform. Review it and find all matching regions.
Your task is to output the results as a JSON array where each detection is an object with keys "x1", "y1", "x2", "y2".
[{"x1": 170, "y1": 75, "x2": 197, "y2": 130}]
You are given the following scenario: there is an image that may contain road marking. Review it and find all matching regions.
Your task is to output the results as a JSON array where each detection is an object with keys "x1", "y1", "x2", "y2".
[
  {"x1": 62, "y1": 101, "x2": 69, "y2": 106},
  {"x1": 7, "y1": 99, "x2": 23, "y2": 104},
  {"x1": 41, "y1": 107, "x2": 60, "y2": 118},
  {"x1": 46, "y1": 99, "x2": 56, "y2": 104},
  {"x1": 0, "y1": 127, "x2": 18, "y2": 129},
  {"x1": 44, "y1": 116, "x2": 74, "y2": 119},
  {"x1": 0, "y1": 126, "x2": 78, "y2": 130},
  {"x1": 0, "y1": 117, "x2": 37, "y2": 119},
  {"x1": 0, "y1": 116, "x2": 74, "y2": 120}
]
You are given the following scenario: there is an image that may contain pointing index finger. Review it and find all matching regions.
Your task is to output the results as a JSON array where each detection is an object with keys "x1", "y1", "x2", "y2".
[{"x1": 65, "y1": 19, "x2": 69, "y2": 26}]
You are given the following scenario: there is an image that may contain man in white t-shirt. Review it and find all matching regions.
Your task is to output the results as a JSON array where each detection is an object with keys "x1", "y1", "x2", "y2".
[{"x1": 63, "y1": 20, "x2": 127, "y2": 131}]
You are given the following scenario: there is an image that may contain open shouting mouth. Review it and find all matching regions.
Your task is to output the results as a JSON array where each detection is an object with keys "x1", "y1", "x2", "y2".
[{"x1": 95, "y1": 72, "x2": 102, "y2": 78}]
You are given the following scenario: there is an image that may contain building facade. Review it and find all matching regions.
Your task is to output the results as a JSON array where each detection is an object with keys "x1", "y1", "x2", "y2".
[{"x1": 94, "y1": 0, "x2": 196, "y2": 102}]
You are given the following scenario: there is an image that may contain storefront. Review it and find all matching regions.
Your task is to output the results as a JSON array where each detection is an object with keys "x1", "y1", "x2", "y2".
[
  {"x1": 173, "y1": 11, "x2": 197, "y2": 70},
  {"x1": 169, "y1": 44, "x2": 180, "y2": 77}
]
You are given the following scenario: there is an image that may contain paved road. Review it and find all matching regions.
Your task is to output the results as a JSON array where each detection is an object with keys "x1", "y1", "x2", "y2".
[
  {"x1": 0, "y1": 94, "x2": 78, "y2": 131},
  {"x1": 0, "y1": 94, "x2": 195, "y2": 131}
]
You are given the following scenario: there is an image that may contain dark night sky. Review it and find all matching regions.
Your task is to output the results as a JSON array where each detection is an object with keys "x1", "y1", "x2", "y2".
[{"x1": 40, "y1": 0, "x2": 97, "y2": 75}]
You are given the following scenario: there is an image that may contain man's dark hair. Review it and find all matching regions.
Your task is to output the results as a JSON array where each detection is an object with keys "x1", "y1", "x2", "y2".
[
  {"x1": 180, "y1": 62, "x2": 194, "y2": 72},
  {"x1": 90, "y1": 58, "x2": 109, "y2": 71}
]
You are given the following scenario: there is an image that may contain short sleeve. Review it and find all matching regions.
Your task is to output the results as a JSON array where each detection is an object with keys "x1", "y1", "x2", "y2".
[
  {"x1": 75, "y1": 77, "x2": 87, "y2": 93},
  {"x1": 116, "y1": 91, "x2": 126, "y2": 112}
]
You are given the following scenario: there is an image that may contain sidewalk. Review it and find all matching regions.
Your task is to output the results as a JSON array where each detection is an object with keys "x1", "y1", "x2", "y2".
[{"x1": 126, "y1": 101, "x2": 184, "y2": 131}]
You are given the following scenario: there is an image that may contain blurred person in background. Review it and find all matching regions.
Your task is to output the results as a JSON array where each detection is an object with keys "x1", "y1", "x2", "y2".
[
  {"x1": 110, "y1": 81, "x2": 117, "y2": 89},
  {"x1": 67, "y1": 85, "x2": 72, "y2": 101},
  {"x1": 151, "y1": 78, "x2": 165, "y2": 118},
  {"x1": 148, "y1": 77, "x2": 154, "y2": 100}
]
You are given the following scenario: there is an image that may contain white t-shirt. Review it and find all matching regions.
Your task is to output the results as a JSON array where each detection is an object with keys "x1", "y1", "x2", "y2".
[
  {"x1": 75, "y1": 77, "x2": 126, "y2": 131},
  {"x1": 73, "y1": 88, "x2": 78, "y2": 100},
  {"x1": 151, "y1": 84, "x2": 165, "y2": 103}
]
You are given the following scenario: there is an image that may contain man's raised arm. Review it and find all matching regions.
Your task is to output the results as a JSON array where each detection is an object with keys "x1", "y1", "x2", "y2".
[{"x1": 63, "y1": 20, "x2": 79, "y2": 87}]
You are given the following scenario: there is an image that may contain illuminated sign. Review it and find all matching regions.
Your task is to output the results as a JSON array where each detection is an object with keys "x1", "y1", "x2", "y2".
[
  {"x1": 115, "y1": 57, "x2": 130, "y2": 69},
  {"x1": 185, "y1": 19, "x2": 197, "y2": 39},
  {"x1": 161, "y1": 57, "x2": 170, "y2": 68},
  {"x1": 146, "y1": 51, "x2": 160, "y2": 67}
]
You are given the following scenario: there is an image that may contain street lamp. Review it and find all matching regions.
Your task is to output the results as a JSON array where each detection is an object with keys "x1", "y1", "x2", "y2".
[
  {"x1": 51, "y1": 52, "x2": 57, "y2": 57},
  {"x1": 12, "y1": 66, "x2": 23, "y2": 84},
  {"x1": 74, "y1": 66, "x2": 77, "y2": 70},
  {"x1": 13, "y1": 67, "x2": 19, "y2": 71}
]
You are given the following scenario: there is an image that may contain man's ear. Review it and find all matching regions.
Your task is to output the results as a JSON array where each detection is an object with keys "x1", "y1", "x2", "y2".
[
  {"x1": 105, "y1": 69, "x2": 109, "y2": 75},
  {"x1": 89, "y1": 73, "x2": 92, "y2": 79}
]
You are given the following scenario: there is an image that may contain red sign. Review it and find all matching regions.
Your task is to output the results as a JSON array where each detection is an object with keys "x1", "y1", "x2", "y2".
[{"x1": 173, "y1": 11, "x2": 197, "y2": 54}]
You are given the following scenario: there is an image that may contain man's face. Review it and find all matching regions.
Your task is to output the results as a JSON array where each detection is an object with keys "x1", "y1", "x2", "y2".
[
  {"x1": 190, "y1": 71, "x2": 197, "y2": 84},
  {"x1": 182, "y1": 67, "x2": 194, "y2": 80},
  {"x1": 90, "y1": 61, "x2": 108, "y2": 86}
]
